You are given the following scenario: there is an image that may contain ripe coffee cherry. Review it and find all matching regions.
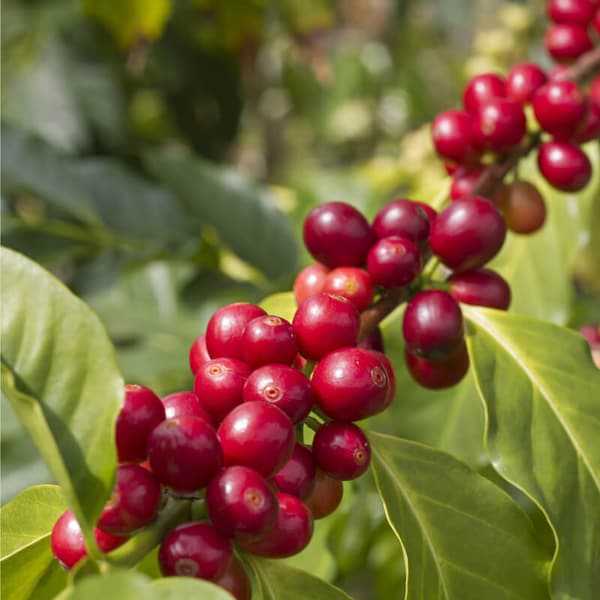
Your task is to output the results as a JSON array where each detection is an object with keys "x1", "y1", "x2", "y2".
[
  {"x1": 403, "y1": 290, "x2": 464, "y2": 361},
  {"x1": 241, "y1": 315, "x2": 297, "y2": 368},
  {"x1": 273, "y1": 443, "x2": 316, "y2": 500},
  {"x1": 450, "y1": 168, "x2": 508, "y2": 206},
  {"x1": 51, "y1": 510, "x2": 127, "y2": 569},
  {"x1": 431, "y1": 110, "x2": 479, "y2": 164},
  {"x1": 463, "y1": 73, "x2": 506, "y2": 115},
  {"x1": 413, "y1": 201, "x2": 437, "y2": 223},
  {"x1": 506, "y1": 62, "x2": 547, "y2": 104},
  {"x1": 148, "y1": 416, "x2": 222, "y2": 492},
  {"x1": 533, "y1": 81, "x2": 588, "y2": 140},
  {"x1": 302, "y1": 201, "x2": 374, "y2": 268},
  {"x1": 206, "y1": 465, "x2": 278, "y2": 540},
  {"x1": 158, "y1": 522, "x2": 232, "y2": 580},
  {"x1": 548, "y1": 0, "x2": 596, "y2": 26},
  {"x1": 189, "y1": 334, "x2": 211, "y2": 375},
  {"x1": 367, "y1": 236, "x2": 421, "y2": 288},
  {"x1": 373, "y1": 350, "x2": 396, "y2": 407},
  {"x1": 537, "y1": 141, "x2": 592, "y2": 192},
  {"x1": 115, "y1": 384, "x2": 165, "y2": 464},
  {"x1": 502, "y1": 180, "x2": 547, "y2": 235},
  {"x1": 205, "y1": 303, "x2": 266, "y2": 360},
  {"x1": 429, "y1": 196, "x2": 506, "y2": 272},
  {"x1": 305, "y1": 469, "x2": 343, "y2": 519},
  {"x1": 243, "y1": 364, "x2": 313, "y2": 424},
  {"x1": 474, "y1": 98, "x2": 526, "y2": 152},
  {"x1": 447, "y1": 268, "x2": 511, "y2": 310},
  {"x1": 405, "y1": 341, "x2": 470, "y2": 390},
  {"x1": 293, "y1": 264, "x2": 329, "y2": 305},
  {"x1": 576, "y1": 104, "x2": 600, "y2": 143},
  {"x1": 357, "y1": 327, "x2": 384, "y2": 352},
  {"x1": 312, "y1": 347, "x2": 390, "y2": 421},
  {"x1": 162, "y1": 391, "x2": 214, "y2": 426},
  {"x1": 240, "y1": 492, "x2": 313, "y2": 558},
  {"x1": 372, "y1": 199, "x2": 431, "y2": 247},
  {"x1": 312, "y1": 422, "x2": 371, "y2": 481},
  {"x1": 322, "y1": 267, "x2": 374, "y2": 311},
  {"x1": 194, "y1": 358, "x2": 251, "y2": 423},
  {"x1": 215, "y1": 557, "x2": 252, "y2": 600},
  {"x1": 292, "y1": 293, "x2": 359, "y2": 360},
  {"x1": 97, "y1": 465, "x2": 162, "y2": 535},
  {"x1": 545, "y1": 23, "x2": 593, "y2": 61},
  {"x1": 218, "y1": 402, "x2": 295, "y2": 478}
]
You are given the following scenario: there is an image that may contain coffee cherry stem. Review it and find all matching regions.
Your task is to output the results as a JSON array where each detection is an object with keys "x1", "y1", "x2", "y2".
[
  {"x1": 422, "y1": 256, "x2": 442, "y2": 282},
  {"x1": 304, "y1": 415, "x2": 324, "y2": 432}
]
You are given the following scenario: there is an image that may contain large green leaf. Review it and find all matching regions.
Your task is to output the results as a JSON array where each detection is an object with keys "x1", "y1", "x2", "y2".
[
  {"x1": 370, "y1": 433, "x2": 551, "y2": 600},
  {"x1": 464, "y1": 306, "x2": 600, "y2": 600},
  {"x1": 0, "y1": 485, "x2": 68, "y2": 600},
  {"x1": 0, "y1": 248, "x2": 123, "y2": 550}
]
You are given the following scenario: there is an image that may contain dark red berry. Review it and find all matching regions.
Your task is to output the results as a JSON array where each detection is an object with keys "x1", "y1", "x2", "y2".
[
  {"x1": 357, "y1": 327, "x2": 384, "y2": 352},
  {"x1": 545, "y1": 23, "x2": 593, "y2": 61},
  {"x1": 431, "y1": 110, "x2": 479, "y2": 164},
  {"x1": 575, "y1": 102, "x2": 600, "y2": 143},
  {"x1": 293, "y1": 264, "x2": 329, "y2": 305},
  {"x1": 115, "y1": 384, "x2": 165, "y2": 464},
  {"x1": 322, "y1": 267, "x2": 374, "y2": 311},
  {"x1": 429, "y1": 196, "x2": 506, "y2": 272},
  {"x1": 312, "y1": 422, "x2": 371, "y2": 481},
  {"x1": 148, "y1": 416, "x2": 222, "y2": 492},
  {"x1": 215, "y1": 557, "x2": 252, "y2": 600},
  {"x1": 463, "y1": 73, "x2": 506, "y2": 115},
  {"x1": 218, "y1": 402, "x2": 295, "y2": 478},
  {"x1": 205, "y1": 303, "x2": 266, "y2": 360},
  {"x1": 292, "y1": 293, "x2": 359, "y2": 360},
  {"x1": 373, "y1": 350, "x2": 396, "y2": 408},
  {"x1": 189, "y1": 334, "x2": 211, "y2": 375},
  {"x1": 312, "y1": 347, "x2": 390, "y2": 421},
  {"x1": 241, "y1": 315, "x2": 297, "y2": 369},
  {"x1": 367, "y1": 236, "x2": 421, "y2": 288},
  {"x1": 206, "y1": 465, "x2": 278, "y2": 540},
  {"x1": 533, "y1": 81, "x2": 588, "y2": 140},
  {"x1": 405, "y1": 341, "x2": 470, "y2": 390},
  {"x1": 447, "y1": 268, "x2": 511, "y2": 310},
  {"x1": 305, "y1": 470, "x2": 343, "y2": 519},
  {"x1": 450, "y1": 167, "x2": 508, "y2": 207},
  {"x1": 402, "y1": 290, "x2": 464, "y2": 361},
  {"x1": 506, "y1": 62, "x2": 547, "y2": 104},
  {"x1": 548, "y1": 0, "x2": 596, "y2": 26},
  {"x1": 273, "y1": 443, "x2": 316, "y2": 500},
  {"x1": 303, "y1": 202, "x2": 374, "y2": 268},
  {"x1": 473, "y1": 98, "x2": 526, "y2": 152},
  {"x1": 501, "y1": 180, "x2": 547, "y2": 235},
  {"x1": 158, "y1": 522, "x2": 232, "y2": 580},
  {"x1": 372, "y1": 199, "x2": 431, "y2": 247},
  {"x1": 243, "y1": 364, "x2": 313, "y2": 424},
  {"x1": 162, "y1": 391, "x2": 214, "y2": 427},
  {"x1": 414, "y1": 201, "x2": 438, "y2": 223},
  {"x1": 537, "y1": 141, "x2": 592, "y2": 192}
]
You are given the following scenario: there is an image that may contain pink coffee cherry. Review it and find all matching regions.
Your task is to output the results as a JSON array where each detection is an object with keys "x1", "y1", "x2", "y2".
[
  {"x1": 293, "y1": 264, "x2": 330, "y2": 305},
  {"x1": 548, "y1": 0, "x2": 596, "y2": 26},
  {"x1": 273, "y1": 443, "x2": 317, "y2": 500},
  {"x1": 447, "y1": 268, "x2": 511, "y2": 310},
  {"x1": 473, "y1": 98, "x2": 527, "y2": 152},
  {"x1": 322, "y1": 267, "x2": 375, "y2": 311},
  {"x1": 241, "y1": 315, "x2": 297, "y2": 368},
  {"x1": 545, "y1": 23, "x2": 593, "y2": 61},
  {"x1": 372, "y1": 199, "x2": 431, "y2": 248},
  {"x1": 506, "y1": 62, "x2": 547, "y2": 104},
  {"x1": 367, "y1": 236, "x2": 422, "y2": 289},
  {"x1": 189, "y1": 334, "x2": 211, "y2": 375},
  {"x1": 463, "y1": 73, "x2": 507, "y2": 115},
  {"x1": 431, "y1": 110, "x2": 480, "y2": 164},
  {"x1": 537, "y1": 141, "x2": 592, "y2": 192},
  {"x1": 533, "y1": 80, "x2": 588, "y2": 140},
  {"x1": 162, "y1": 391, "x2": 215, "y2": 427}
]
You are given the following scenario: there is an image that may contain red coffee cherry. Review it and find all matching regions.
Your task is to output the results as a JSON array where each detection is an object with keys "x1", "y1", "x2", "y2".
[
  {"x1": 241, "y1": 315, "x2": 297, "y2": 369},
  {"x1": 532, "y1": 81, "x2": 588, "y2": 140},
  {"x1": 501, "y1": 180, "x2": 547, "y2": 235},
  {"x1": 215, "y1": 557, "x2": 252, "y2": 600},
  {"x1": 473, "y1": 98, "x2": 526, "y2": 152},
  {"x1": 367, "y1": 236, "x2": 421, "y2": 288},
  {"x1": 206, "y1": 465, "x2": 278, "y2": 541},
  {"x1": 162, "y1": 391, "x2": 214, "y2": 427},
  {"x1": 148, "y1": 416, "x2": 222, "y2": 492},
  {"x1": 413, "y1": 201, "x2": 437, "y2": 223},
  {"x1": 545, "y1": 23, "x2": 593, "y2": 61},
  {"x1": 447, "y1": 268, "x2": 511, "y2": 310},
  {"x1": 205, "y1": 303, "x2": 266, "y2": 360},
  {"x1": 450, "y1": 167, "x2": 508, "y2": 207},
  {"x1": 537, "y1": 141, "x2": 592, "y2": 192},
  {"x1": 402, "y1": 290, "x2": 464, "y2": 361},
  {"x1": 463, "y1": 73, "x2": 507, "y2": 115},
  {"x1": 548, "y1": 0, "x2": 596, "y2": 26},
  {"x1": 431, "y1": 110, "x2": 479, "y2": 164},
  {"x1": 322, "y1": 267, "x2": 375, "y2": 311},
  {"x1": 357, "y1": 327, "x2": 385, "y2": 352},
  {"x1": 372, "y1": 199, "x2": 431, "y2": 247},
  {"x1": 302, "y1": 201, "x2": 374, "y2": 268},
  {"x1": 218, "y1": 402, "x2": 295, "y2": 478},
  {"x1": 292, "y1": 293, "x2": 359, "y2": 360},
  {"x1": 506, "y1": 62, "x2": 547, "y2": 104},
  {"x1": 240, "y1": 492, "x2": 314, "y2": 558},
  {"x1": 373, "y1": 350, "x2": 396, "y2": 408},
  {"x1": 115, "y1": 384, "x2": 165, "y2": 464},
  {"x1": 405, "y1": 341, "x2": 470, "y2": 390},
  {"x1": 273, "y1": 443, "x2": 317, "y2": 500},
  {"x1": 51, "y1": 510, "x2": 128, "y2": 569},
  {"x1": 189, "y1": 334, "x2": 211, "y2": 375},
  {"x1": 193, "y1": 358, "x2": 252, "y2": 423},
  {"x1": 312, "y1": 422, "x2": 371, "y2": 481},
  {"x1": 312, "y1": 347, "x2": 390, "y2": 421},
  {"x1": 305, "y1": 469, "x2": 343, "y2": 519},
  {"x1": 158, "y1": 522, "x2": 232, "y2": 580},
  {"x1": 429, "y1": 196, "x2": 506, "y2": 272},
  {"x1": 97, "y1": 465, "x2": 162, "y2": 535},
  {"x1": 575, "y1": 103, "x2": 600, "y2": 143},
  {"x1": 293, "y1": 264, "x2": 330, "y2": 305},
  {"x1": 243, "y1": 364, "x2": 313, "y2": 424}
]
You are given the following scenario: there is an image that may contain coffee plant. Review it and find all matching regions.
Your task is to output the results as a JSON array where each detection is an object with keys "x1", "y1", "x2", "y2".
[{"x1": 1, "y1": 1, "x2": 599, "y2": 599}]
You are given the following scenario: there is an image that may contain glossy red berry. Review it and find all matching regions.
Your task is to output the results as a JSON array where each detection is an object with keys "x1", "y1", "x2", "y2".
[
  {"x1": 148, "y1": 416, "x2": 222, "y2": 492},
  {"x1": 162, "y1": 391, "x2": 214, "y2": 427},
  {"x1": 506, "y1": 62, "x2": 547, "y2": 104},
  {"x1": 240, "y1": 493, "x2": 313, "y2": 558},
  {"x1": 449, "y1": 168, "x2": 508, "y2": 207},
  {"x1": 241, "y1": 315, "x2": 297, "y2": 369},
  {"x1": 537, "y1": 141, "x2": 592, "y2": 192},
  {"x1": 206, "y1": 465, "x2": 278, "y2": 540},
  {"x1": 305, "y1": 470, "x2": 343, "y2": 519},
  {"x1": 158, "y1": 522, "x2": 232, "y2": 580},
  {"x1": 447, "y1": 269, "x2": 511, "y2": 310},
  {"x1": 367, "y1": 236, "x2": 421, "y2": 288},
  {"x1": 293, "y1": 264, "x2": 329, "y2": 305},
  {"x1": 322, "y1": 267, "x2": 374, "y2": 311},
  {"x1": 243, "y1": 364, "x2": 313, "y2": 424},
  {"x1": 115, "y1": 384, "x2": 165, "y2": 464},
  {"x1": 292, "y1": 293, "x2": 359, "y2": 360},
  {"x1": 357, "y1": 327, "x2": 384, "y2": 352},
  {"x1": 302, "y1": 202, "x2": 374, "y2": 268},
  {"x1": 501, "y1": 180, "x2": 547, "y2": 235},
  {"x1": 575, "y1": 103, "x2": 600, "y2": 143},
  {"x1": 413, "y1": 201, "x2": 437, "y2": 223},
  {"x1": 218, "y1": 402, "x2": 295, "y2": 478},
  {"x1": 273, "y1": 443, "x2": 316, "y2": 500},
  {"x1": 548, "y1": 0, "x2": 596, "y2": 25},
  {"x1": 463, "y1": 73, "x2": 506, "y2": 115},
  {"x1": 373, "y1": 350, "x2": 396, "y2": 408},
  {"x1": 405, "y1": 341, "x2": 470, "y2": 390},
  {"x1": 372, "y1": 199, "x2": 431, "y2": 247},
  {"x1": 189, "y1": 334, "x2": 211, "y2": 375},
  {"x1": 402, "y1": 290, "x2": 464, "y2": 361},
  {"x1": 431, "y1": 110, "x2": 479, "y2": 164},
  {"x1": 474, "y1": 98, "x2": 526, "y2": 152},
  {"x1": 205, "y1": 303, "x2": 266, "y2": 360},
  {"x1": 533, "y1": 81, "x2": 588, "y2": 140},
  {"x1": 215, "y1": 557, "x2": 252, "y2": 600},
  {"x1": 545, "y1": 23, "x2": 593, "y2": 61},
  {"x1": 312, "y1": 347, "x2": 390, "y2": 421},
  {"x1": 312, "y1": 422, "x2": 371, "y2": 481},
  {"x1": 429, "y1": 196, "x2": 506, "y2": 272}
]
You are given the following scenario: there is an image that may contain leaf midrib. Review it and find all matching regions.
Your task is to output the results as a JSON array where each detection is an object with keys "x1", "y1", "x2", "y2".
[{"x1": 0, "y1": 534, "x2": 51, "y2": 562}]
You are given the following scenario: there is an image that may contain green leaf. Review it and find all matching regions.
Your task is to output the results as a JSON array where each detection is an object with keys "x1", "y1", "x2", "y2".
[
  {"x1": 370, "y1": 433, "x2": 551, "y2": 600},
  {"x1": 144, "y1": 146, "x2": 298, "y2": 280},
  {"x1": 245, "y1": 557, "x2": 352, "y2": 600},
  {"x1": 260, "y1": 291, "x2": 296, "y2": 322},
  {"x1": 151, "y1": 577, "x2": 233, "y2": 599},
  {"x1": 464, "y1": 306, "x2": 600, "y2": 600},
  {"x1": 0, "y1": 485, "x2": 68, "y2": 600},
  {"x1": 0, "y1": 248, "x2": 123, "y2": 551}
]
